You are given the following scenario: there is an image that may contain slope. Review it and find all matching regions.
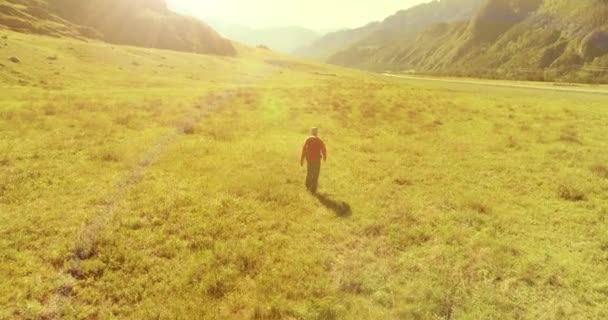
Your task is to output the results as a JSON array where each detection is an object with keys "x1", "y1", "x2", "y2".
[
  {"x1": 328, "y1": 0, "x2": 608, "y2": 83},
  {"x1": 0, "y1": 0, "x2": 97, "y2": 38},
  {"x1": 0, "y1": 0, "x2": 236, "y2": 55},
  {"x1": 297, "y1": 0, "x2": 483, "y2": 61},
  {"x1": 294, "y1": 22, "x2": 381, "y2": 60}
]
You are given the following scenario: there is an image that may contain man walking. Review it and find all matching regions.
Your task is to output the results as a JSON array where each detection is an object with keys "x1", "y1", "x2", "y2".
[{"x1": 301, "y1": 127, "x2": 327, "y2": 194}]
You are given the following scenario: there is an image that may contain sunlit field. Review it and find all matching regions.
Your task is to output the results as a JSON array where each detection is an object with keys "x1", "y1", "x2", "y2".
[{"x1": 2, "y1": 30, "x2": 608, "y2": 319}]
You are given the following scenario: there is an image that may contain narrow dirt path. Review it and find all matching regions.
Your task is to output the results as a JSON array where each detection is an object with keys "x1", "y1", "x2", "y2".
[{"x1": 45, "y1": 89, "x2": 242, "y2": 318}]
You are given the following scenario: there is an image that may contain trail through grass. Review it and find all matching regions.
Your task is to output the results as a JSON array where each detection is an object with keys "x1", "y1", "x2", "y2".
[{"x1": 1, "y1": 31, "x2": 608, "y2": 319}]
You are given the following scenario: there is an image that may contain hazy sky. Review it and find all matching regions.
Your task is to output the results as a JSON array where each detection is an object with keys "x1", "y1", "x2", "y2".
[{"x1": 166, "y1": 0, "x2": 429, "y2": 29}]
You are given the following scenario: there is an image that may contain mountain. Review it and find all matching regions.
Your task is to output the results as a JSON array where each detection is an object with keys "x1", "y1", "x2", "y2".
[
  {"x1": 201, "y1": 19, "x2": 323, "y2": 54},
  {"x1": 327, "y1": 0, "x2": 608, "y2": 83},
  {"x1": 294, "y1": 22, "x2": 381, "y2": 60},
  {"x1": 296, "y1": 0, "x2": 483, "y2": 60},
  {"x1": 0, "y1": 0, "x2": 236, "y2": 56}
]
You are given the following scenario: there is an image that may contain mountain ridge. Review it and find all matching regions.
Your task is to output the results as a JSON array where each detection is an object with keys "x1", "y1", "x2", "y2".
[
  {"x1": 0, "y1": 0, "x2": 236, "y2": 56},
  {"x1": 296, "y1": 0, "x2": 483, "y2": 60},
  {"x1": 294, "y1": 22, "x2": 381, "y2": 60},
  {"x1": 204, "y1": 19, "x2": 322, "y2": 54},
  {"x1": 305, "y1": 0, "x2": 608, "y2": 83}
]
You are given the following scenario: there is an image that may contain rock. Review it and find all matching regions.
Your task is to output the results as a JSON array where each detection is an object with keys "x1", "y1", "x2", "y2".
[{"x1": 8, "y1": 56, "x2": 20, "y2": 63}]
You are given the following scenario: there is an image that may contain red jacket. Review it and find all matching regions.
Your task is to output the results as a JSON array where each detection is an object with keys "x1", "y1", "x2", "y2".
[{"x1": 301, "y1": 136, "x2": 327, "y2": 162}]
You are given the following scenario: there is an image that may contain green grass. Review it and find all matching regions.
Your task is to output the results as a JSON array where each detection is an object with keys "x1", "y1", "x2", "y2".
[{"x1": 2, "y1": 30, "x2": 608, "y2": 319}]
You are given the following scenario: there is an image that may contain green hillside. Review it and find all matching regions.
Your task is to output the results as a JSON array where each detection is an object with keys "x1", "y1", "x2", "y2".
[
  {"x1": 0, "y1": 0, "x2": 236, "y2": 55},
  {"x1": 294, "y1": 22, "x2": 381, "y2": 60},
  {"x1": 325, "y1": 0, "x2": 608, "y2": 83},
  {"x1": 296, "y1": 0, "x2": 483, "y2": 60},
  {"x1": 0, "y1": 0, "x2": 91, "y2": 38}
]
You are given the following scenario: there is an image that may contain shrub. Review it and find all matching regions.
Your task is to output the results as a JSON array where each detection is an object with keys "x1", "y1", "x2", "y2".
[
  {"x1": 592, "y1": 164, "x2": 608, "y2": 178},
  {"x1": 114, "y1": 114, "x2": 134, "y2": 127},
  {"x1": 98, "y1": 149, "x2": 122, "y2": 162},
  {"x1": 206, "y1": 280, "x2": 228, "y2": 299},
  {"x1": 558, "y1": 184, "x2": 586, "y2": 201},
  {"x1": 467, "y1": 200, "x2": 492, "y2": 214},
  {"x1": 318, "y1": 307, "x2": 338, "y2": 320},
  {"x1": 559, "y1": 129, "x2": 581, "y2": 144},
  {"x1": 363, "y1": 224, "x2": 384, "y2": 237},
  {"x1": 394, "y1": 178, "x2": 413, "y2": 186},
  {"x1": 43, "y1": 104, "x2": 57, "y2": 116},
  {"x1": 179, "y1": 120, "x2": 196, "y2": 134}
]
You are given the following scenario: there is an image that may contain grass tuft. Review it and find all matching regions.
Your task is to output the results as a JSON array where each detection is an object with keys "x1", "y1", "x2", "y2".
[
  {"x1": 467, "y1": 200, "x2": 492, "y2": 214},
  {"x1": 591, "y1": 164, "x2": 608, "y2": 179},
  {"x1": 43, "y1": 104, "x2": 57, "y2": 116},
  {"x1": 179, "y1": 120, "x2": 196, "y2": 135},
  {"x1": 363, "y1": 224, "x2": 385, "y2": 238},
  {"x1": 558, "y1": 184, "x2": 586, "y2": 201},
  {"x1": 394, "y1": 178, "x2": 413, "y2": 186},
  {"x1": 206, "y1": 280, "x2": 228, "y2": 299},
  {"x1": 559, "y1": 128, "x2": 581, "y2": 144},
  {"x1": 98, "y1": 149, "x2": 123, "y2": 162},
  {"x1": 114, "y1": 114, "x2": 134, "y2": 127},
  {"x1": 339, "y1": 279, "x2": 367, "y2": 295}
]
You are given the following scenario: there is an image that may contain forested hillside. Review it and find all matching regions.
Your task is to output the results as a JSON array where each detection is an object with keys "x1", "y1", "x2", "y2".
[
  {"x1": 297, "y1": 0, "x2": 483, "y2": 60},
  {"x1": 312, "y1": 0, "x2": 608, "y2": 83},
  {"x1": 0, "y1": 0, "x2": 236, "y2": 55},
  {"x1": 294, "y1": 22, "x2": 381, "y2": 60}
]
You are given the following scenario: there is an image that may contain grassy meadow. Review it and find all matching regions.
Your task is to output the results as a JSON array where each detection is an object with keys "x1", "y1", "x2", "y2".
[{"x1": 1, "y1": 30, "x2": 608, "y2": 319}]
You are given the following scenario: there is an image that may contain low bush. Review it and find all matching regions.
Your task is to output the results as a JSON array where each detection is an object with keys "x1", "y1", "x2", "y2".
[{"x1": 558, "y1": 184, "x2": 586, "y2": 201}]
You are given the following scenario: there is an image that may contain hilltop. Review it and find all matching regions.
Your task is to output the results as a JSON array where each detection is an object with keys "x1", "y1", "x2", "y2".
[
  {"x1": 0, "y1": 0, "x2": 236, "y2": 55},
  {"x1": 305, "y1": 0, "x2": 608, "y2": 83}
]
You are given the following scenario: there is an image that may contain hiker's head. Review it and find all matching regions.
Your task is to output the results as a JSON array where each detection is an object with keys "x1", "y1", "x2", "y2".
[{"x1": 311, "y1": 127, "x2": 318, "y2": 136}]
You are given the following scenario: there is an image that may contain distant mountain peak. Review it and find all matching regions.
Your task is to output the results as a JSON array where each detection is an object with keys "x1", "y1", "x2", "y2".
[{"x1": 203, "y1": 19, "x2": 323, "y2": 54}]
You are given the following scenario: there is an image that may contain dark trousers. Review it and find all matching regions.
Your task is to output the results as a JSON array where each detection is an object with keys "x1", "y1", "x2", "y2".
[{"x1": 306, "y1": 159, "x2": 321, "y2": 193}]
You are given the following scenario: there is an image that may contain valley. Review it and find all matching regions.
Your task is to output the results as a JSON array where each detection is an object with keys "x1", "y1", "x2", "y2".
[{"x1": 2, "y1": 0, "x2": 608, "y2": 319}]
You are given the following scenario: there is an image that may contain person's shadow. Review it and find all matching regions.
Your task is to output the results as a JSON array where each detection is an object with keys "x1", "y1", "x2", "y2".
[{"x1": 314, "y1": 193, "x2": 352, "y2": 217}]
